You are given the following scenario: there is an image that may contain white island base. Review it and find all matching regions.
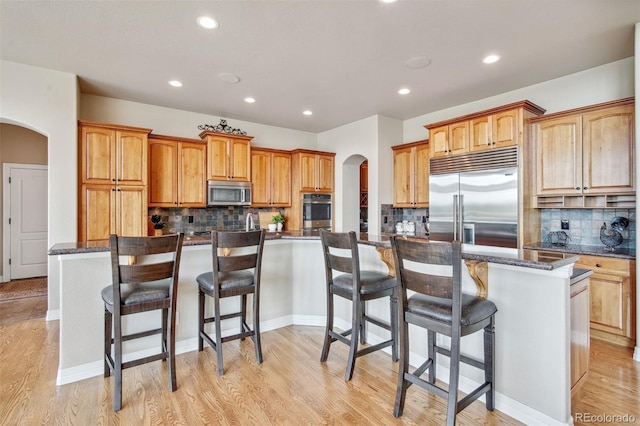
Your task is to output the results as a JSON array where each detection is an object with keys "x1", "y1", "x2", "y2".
[{"x1": 53, "y1": 238, "x2": 575, "y2": 425}]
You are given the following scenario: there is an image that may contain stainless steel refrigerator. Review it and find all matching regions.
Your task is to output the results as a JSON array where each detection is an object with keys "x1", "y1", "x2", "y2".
[{"x1": 429, "y1": 147, "x2": 519, "y2": 248}]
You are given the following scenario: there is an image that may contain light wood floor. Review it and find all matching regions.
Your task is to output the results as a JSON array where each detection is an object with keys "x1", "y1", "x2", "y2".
[{"x1": 0, "y1": 297, "x2": 637, "y2": 425}]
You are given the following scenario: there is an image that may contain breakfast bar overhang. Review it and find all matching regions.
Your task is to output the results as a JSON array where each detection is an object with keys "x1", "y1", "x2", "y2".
[{"x1": 49, "y1": 233, "x2": 582, "y2": 426}]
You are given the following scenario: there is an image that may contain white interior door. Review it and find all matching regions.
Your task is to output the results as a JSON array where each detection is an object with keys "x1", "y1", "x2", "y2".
[{"x1": 6, "y1": 165, "x2": 48, "y2": 280}]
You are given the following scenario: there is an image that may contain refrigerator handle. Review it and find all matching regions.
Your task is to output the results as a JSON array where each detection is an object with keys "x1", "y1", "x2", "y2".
[
  {"x1": 459, "y1": 194, "x2": 464, "y2": 242},
  {"x1": 452, "y1": 194, "x2": 458, "y2": 240}
]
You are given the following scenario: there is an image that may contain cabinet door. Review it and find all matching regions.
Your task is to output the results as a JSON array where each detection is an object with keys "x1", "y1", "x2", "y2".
[
  {"x1": 360, "y1": 161, "x2": 368, "y2": 192},
  {"x1": 299, "y1": 152, "x2": 318, "y2": 192},
  {"x1": 229, "y1": 138, "x2": 251, "y2": 181},
  {"x1": 589, "y1": 272, "x2": 625, "y2": 335},
  {"x1": 429, "y1": 126, "x2": 450, "y2": 158},
  {"x1": 80, "y1": 184, "x2": 114, "y2": 242},
  {"x1": 149, "y1": 139, "x2": 178, "y2": 207},
  {"x1": 470, "y1": 116, "x2": 491, "y2": 152},
  {"x1": 582, "y1": 105, "x2": 635, "y2": 194},
  {"x1": 207, "y1": 136, "x2": 230, "y2": 180},
  {"x1": 271, "y1": 151, "x2": 291, "y2": 205},
  {"x1": 393, "y1": 147, "x2": 413, "y2": 207},
  {"x1": 414, "y1": 144, "x2": 430, "y2": 206},
  {"x1": 251, "y1": 149, "x2": 272, "y2": 206},
  {"x1": 536, "y1": 117, "x2": 582, "y2": 195},
  {"x1": 448, "y1": 121, "x2": 469, "y2": 155},
  {"x1": 116, "y1": 131, "x2": 147, "y2": 185},
  {"x1": 178, "y1": 142, "x2": 207, "y2": 206},
  {"x1": 492, "y1": 109, "x2": 519, "y2": 149},
  {"x1": 317, "y1": 154, "x2": 334, "y2": 192},
  {"x1": 80, "y1": 126, "x2": 116, "y2": 184},
  {"x1": 115, "y1": 186, "x2": 147, "y2": 237}
]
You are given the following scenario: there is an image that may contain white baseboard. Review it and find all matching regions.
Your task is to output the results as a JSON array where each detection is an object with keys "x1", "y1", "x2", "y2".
[
  {"x1": 634, "y1": 346, "x2": 640, "y2": 362},
  {"x1": 55, "y1": 314, "x2": 567, "y2": 425},
  {"x1": 46, "y1": 309, "x2": 60, "y2": 321}
]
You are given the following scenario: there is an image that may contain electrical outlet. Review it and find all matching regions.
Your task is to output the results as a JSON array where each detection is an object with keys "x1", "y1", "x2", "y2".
[
  {"x1": 561, "y1": 220, "x2": 569, "y2": 230},
  {"x1": 188, "y1": 215, "x2": 194, "y2": 223},
  {"x1": 384, "y1": 216, "x2": 388, "y2": 224}
]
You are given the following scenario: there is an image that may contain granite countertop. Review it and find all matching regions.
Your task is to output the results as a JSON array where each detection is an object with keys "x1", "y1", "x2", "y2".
[
  {"x1": 523, "y1": 242, "x2": 635, "y2": 260},
  {"x1": 48, "y1": 231, "x2": 580, "y2": 272}
]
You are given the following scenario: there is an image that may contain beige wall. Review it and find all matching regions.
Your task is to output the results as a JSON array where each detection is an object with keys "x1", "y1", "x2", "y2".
[{"x1": 0, "y1": 123, "x2": 48, "y2": 279}]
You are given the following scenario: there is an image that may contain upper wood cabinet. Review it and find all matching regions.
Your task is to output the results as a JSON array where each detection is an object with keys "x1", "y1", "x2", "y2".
[
  {"x1": 199, "y1": 131, "x2": 253, "y2": 182},
  {"x1": 532, "y1": 98, "x2": 635, "y2": 207},
  {"x1": 392, "y1": 140, "x2": 429, "y2": 208},
  {"x1": 426, "y1": 101, "x2": 545, "y2": 159},
  {"x1": 79, "y1": 120, "x2": 151, "y2": 186},
  {"x1": 251, "y1": 147, "x2": 291, "y2": 207},
  {"x1": 470, "y1": 109, "x2": 519, "y2": 152},
  {"x1": 148, "y1": 134, "x2": 207, "y2": 208},
  {"x1": 292, "y1": 149, "x2": 335, "y2": 193}
]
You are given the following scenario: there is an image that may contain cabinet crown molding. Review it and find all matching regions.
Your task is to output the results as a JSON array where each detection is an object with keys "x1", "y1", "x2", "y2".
[
  {"x1": 198, "y1": 130, "x2": 254, "y2": 141},
  {"x1": 78, "y1": 119, "x2": 152, "y2": 134},
  {"x1": 529, "y1": 97, "x2": 634, "y2": 123},
  {"x1": 424, "y1": 100, "x2": 546, "y2": 130}
]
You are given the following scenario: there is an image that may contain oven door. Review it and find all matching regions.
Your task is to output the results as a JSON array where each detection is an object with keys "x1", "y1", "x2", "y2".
[{"x1": 302, "y1": 194, "x2": 332, "y2": 229}]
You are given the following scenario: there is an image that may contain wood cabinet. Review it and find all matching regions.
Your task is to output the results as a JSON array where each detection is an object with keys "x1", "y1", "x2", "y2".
[
  {"x1": 286, "y1": 149, "x2": 336, "y2": 230},
  {"x1": 392, "y1": 140, "x2": 429, "y2": 207},
  {"x1": 360, "y1": 161, "x2": 368, "y2": 207},
  {"x1": 574, "y1": 254, "x2": 636, "y2": 347},
  {"x1": 532, "y1": 98, "x2": 635, "y2": 208},
  {"x1": 148, "y1": 134, "x2": 207, "y2": 208},
  {"x1": 570, "y1": 275, "x2": 590, "y2": 394},
  {"x1": 199, "y1": 131, "x2": 253, "y2": 182},
  {"x1": 294, "y1": 150, "x2": 334, "y2": 193},
  {"x1": 470, "y1": 109, "x2": 519, "y2": 152},
  {"x1": 251, "y1": 148, "x2": 291, "y2": 207},
  {"x1": 78, "y1": 121, "x2": 151, "y2": 242},
  {"x1": 426, "y1": 101, "x2": 545, "y2": 159},
  {"x1": 429, "y1": 122, "x2": 468, "y2": 158}
]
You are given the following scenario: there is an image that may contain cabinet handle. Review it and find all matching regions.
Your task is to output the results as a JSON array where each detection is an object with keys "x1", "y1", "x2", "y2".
[
  {"x1": 576, "y1": 187, "x2": 580, "y2": 190},
  {"x1": 595, "y1": 264, "x2": 601, "y2": 268},
  {"x1": 583, "y1": 187, "x2": 588, "y2": 190}
]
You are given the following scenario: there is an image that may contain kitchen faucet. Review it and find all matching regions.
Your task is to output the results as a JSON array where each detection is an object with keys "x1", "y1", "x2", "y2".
[{"x1": 245, "y1": 213, "x2": 255, "y2": 231}]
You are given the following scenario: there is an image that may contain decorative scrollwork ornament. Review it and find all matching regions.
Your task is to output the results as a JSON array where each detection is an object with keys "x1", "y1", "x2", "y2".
[{"x1": 198, "y1": 119, "x2": 247, "y2": 135}]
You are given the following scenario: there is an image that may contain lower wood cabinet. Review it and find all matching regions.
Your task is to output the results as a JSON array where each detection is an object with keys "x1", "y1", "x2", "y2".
[
  {"x1": 79, "y1": 184, "x2": 147, "y2": 242},
  {"x1": 574, "y1": 254, "x2": 636, "y2": 347}
]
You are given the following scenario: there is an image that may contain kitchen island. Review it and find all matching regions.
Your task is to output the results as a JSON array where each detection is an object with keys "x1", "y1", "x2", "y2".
[{"x1": 49, "y1": 233, "x2": 581, "y2": 425}]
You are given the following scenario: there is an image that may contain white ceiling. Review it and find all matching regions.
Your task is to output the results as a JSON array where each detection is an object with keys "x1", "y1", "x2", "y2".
[{"x1": 1, "y1": 0, "x2": 638, "y2": 133}]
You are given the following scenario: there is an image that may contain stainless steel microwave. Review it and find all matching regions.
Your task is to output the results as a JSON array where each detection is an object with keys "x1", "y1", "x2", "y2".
[{"x1": 207, "y1": 181, "x2": 251, "y2": 206}]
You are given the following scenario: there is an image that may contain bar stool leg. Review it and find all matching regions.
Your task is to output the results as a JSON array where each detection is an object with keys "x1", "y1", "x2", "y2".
[{"x1": 320, "y1": 293, "x2": 334, "y2": 362}]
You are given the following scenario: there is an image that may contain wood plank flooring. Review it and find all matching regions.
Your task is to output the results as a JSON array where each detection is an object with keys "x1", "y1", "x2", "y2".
[{"x1": 0, "y1": 296, "x2": 637, "y2": 425}]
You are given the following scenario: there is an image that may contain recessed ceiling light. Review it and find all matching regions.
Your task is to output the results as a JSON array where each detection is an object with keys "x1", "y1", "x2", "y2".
[
  {"x1": 197, "y1": 16, "x2": 218, "y2": 29},
  {"x1": 398, "y1": 88, "x2": 411, "y2": 95},
  {"x1": 218, "y1": 73, "x2": 240, "y2": 83},
  {"x1": 483, "y1": 54, "x2": 500, "y2": 64},
  {"x1": 244, "y1": 97, "x2": 256, "y2": 103},
  {"x1": 406, "y1": 56, "x2": 432, "y2": 69},
  {"x1": 303, "y1": 110, "x2": 313, "y2": 116},
  {"x1": 379, "y1": 0, "x2": 398, "y2": 3},
  {"x1": 168, "y1": 80, "x2": 183, "y2": 87}
]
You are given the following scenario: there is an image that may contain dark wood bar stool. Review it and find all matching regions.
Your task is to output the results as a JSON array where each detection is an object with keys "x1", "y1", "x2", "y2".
[
  {"x1": 390, "y1": 237, "x2": 497, "y2": 425},
  {"x1": 102, "y1": 232, "x2": 185, "y2": 411},
  {"x1": 197, "y1": 230, "x2": 266, "y2": 376},
  {"x1": 319, "y1": 229, "x2": 398, "y2": 381}
]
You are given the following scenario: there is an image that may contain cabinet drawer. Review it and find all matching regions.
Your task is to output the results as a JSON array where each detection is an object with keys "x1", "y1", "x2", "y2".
[{"x1": 575, "y1": 255, "x2": 630, "y2": 277}]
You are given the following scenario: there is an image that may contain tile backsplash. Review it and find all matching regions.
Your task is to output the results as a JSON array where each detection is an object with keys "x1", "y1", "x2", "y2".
[
  {"x1": 149, "y1": 206, "x2": 284, "y2": 235},
  {"x1": 540, "y1": 208, "x2": 635, "y2": 249},
  {"x1": 380, "y1": 204, "x2": 429, "y2": 234}
]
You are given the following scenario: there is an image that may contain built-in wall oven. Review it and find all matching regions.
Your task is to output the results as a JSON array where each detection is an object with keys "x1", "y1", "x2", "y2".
[{"x1": 302, "y1": 193, "x2": 332, "y2": 230}]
